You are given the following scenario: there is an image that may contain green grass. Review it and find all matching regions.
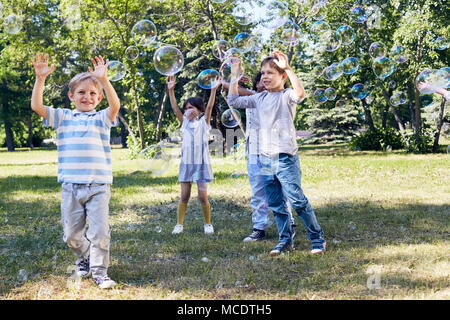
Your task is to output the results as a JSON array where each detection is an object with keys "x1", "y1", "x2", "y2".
[{"x1": 0, "y1": 144, "x2": 449, "y2": 300}]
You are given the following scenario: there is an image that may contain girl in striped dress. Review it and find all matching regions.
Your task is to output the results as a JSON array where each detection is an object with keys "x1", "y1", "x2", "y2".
[{"x1": 166, "y1": 75, "x2": 221, "y2": 235}]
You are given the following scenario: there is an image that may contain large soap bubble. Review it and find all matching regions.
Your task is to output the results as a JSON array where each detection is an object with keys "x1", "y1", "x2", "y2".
[
  {"x1": 322, "y1": 62, "x2": 343, "y2": 81},
  {"x1": 351, "y1": 6, "x2": 368, "y2": 23},
  {"x1": 153, "y1": 46, "x2": 184, "y2": 76},
  {"x1": 220, "y1": 56, "x2": 244, "y2": 83},
  {"x1": 3, "y1": 14, "x2": 23, "y2": 34},
  {"x1": 310, "y1": 20, "x2": 332, "y2": 41},
  {"x1": 233, "y1": 32, "x2": 257, "y2": 53},
  {"x1": 390, "y1": 91, "x2": 407, "y2": 106},
  {"x1": 336, "y1": 25, "x2": 355, "y2": 46},
  {"x1": 434, "y1": 37, "x2": 448, "y2": 50},
  {"x1": 232, "y1": 1, "x2": 255, "y2": 26},
  {"x1": 212, "y1": 40, "x2": 231, "y2": 60},
  {"x1": 197, "y1": 69, "x2": 220, "y2": 89},
  {"x1": 313, "y1": 89, "x2": 327, "y2": 104},
  {"x1": 323, "y1": 31, "x2": 342, "y2": 52},
  {"x1": 131, "y1": 19, "x2": 157, "y2": 46},
  {"x1": 311, "y1": 3, "x2": 328, "y2": 21},
  {"x1": 324, "y1": 87, "x2": 336, "y2": 101},
  {"x1": 259, "y1": 0, "x2": 290, "y2": 29},
  {"x1": 221, "y1": 109, "x2": 241, "y2": 128},
  {"x1": 351, "y1": 83, "x2": 369, "y2": 100},
  {"x1": 390, "y1": 45, "x2": 408, "y2": 64},
  {"x1": 125, "y1": 46, "x2": 139, "y2": 60},
  {"x1": 369, "y1": 41, "x2": 386, "y2": 58},
  {"x1": 415, "y1": 69, "x2": 449, "y2": 94},
  {"x1": 372, "y1": 57, "x2": 396, "y2": 80},
  {"x1": 279, "y1": 20, "x2": 302, "y2": 46},
  {"x1": 340, "y1": 57, "x2": 359, "y2": 74},
  {"x1": 107, "y1": 61, "x2": 127, "y2": 82}
]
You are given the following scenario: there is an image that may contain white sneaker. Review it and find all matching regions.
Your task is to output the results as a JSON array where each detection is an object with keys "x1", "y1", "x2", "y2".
[
  {"x1": 172, "y1": 224, "x2": 183, "y2": 234},
  {"x1": 93, "y1": 275, "x2": 116, "y2": 289},
  {"x1": 204, "y1": 224, "x2": 214, "y2": 234}
]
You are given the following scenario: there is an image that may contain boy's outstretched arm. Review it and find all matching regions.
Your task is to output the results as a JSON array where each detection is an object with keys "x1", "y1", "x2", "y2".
[
  {"x1": 166, "y1": 75, "x2": 184, "y2": 123},
  {"x1": 204, "y1": 80, "x2": 222, "y2": 125},
  {"x1": 89, "y1": 56, "x2": 120, "y2": 122},
  {"x1": 273, "y1": 50, "x2": 306, "y2": 100},
  {"x1": 31, "y1": 53, "x2": 56, "y2": 119}
]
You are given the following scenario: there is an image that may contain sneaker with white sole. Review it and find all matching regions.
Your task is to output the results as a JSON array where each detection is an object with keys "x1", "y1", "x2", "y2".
[
  {"x1": 311, "y1": 240, "x2": 326, "y2": 254},
  {"x1": 269, "y1": 242, "x2": 295, "y2": 256},
  {"x1": 75, "y1": 255, "x2": 90, "y2": 277},
  {"x1": 204, "y1": 224, "x2": 214, "y2": 234},
  {"x1": 93, "y1": 275, "x2": 117, "y2": 289},
  {"x1": 243, "y1": 229, "x2": 265, "y2": 242},
  {"x1": 172, "y1": 224, "x2": 184, "y2": 234}
]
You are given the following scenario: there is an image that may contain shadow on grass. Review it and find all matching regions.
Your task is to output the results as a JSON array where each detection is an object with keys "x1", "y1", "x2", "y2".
[{"x1": 0, "y1": 185, "x2": 449, "y2": 297}]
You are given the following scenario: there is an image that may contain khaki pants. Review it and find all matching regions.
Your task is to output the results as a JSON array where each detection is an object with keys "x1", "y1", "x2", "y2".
[{"x1": 61, "y1": 183, "x2": 111, "y2": 277}]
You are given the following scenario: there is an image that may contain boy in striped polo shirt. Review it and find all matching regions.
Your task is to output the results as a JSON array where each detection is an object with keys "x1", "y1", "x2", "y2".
[{"x1": 31, "y1": 53, "x2": 120, "y2": 289}]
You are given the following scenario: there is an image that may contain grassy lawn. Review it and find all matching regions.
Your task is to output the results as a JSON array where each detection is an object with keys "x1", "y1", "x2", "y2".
[{"x1": 0, "y1": 144, "x2": 449, "y2": 300}]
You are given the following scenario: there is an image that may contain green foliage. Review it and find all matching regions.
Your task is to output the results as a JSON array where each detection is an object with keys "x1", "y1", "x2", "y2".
[
  {"x1": 402, "y1": 130, "x2": 434, "y2": 154},
  {"x1": 126, "y1": 121, "x2": 158, "y2": 159},
  {"x1": 349, "y1": 126, "x2": 404, "y2": 151}
]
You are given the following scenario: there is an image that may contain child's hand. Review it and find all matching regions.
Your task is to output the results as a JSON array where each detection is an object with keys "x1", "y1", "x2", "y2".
[
  {"x1": 185, "y1": 108, "x2": 199, "y2": 121},
  {"x1": 230, "y1": 57, "x2": 242, "y2": 83},
  {"x1": 272, "y1": 50, "x2": 291, "y2": 71},
  {"x1": 417, "y1": 82, "x2": 430, "y2": 92},
  {"x1": 211, "y1": 77, "x2": 222, "y2": 91},
  {"x1": 88, "y1": 56, "x2": 109, "y2": 81},
  {"x1": 166, "y1": 75, "x2": 176, "y2": 90},
  {"x1": 31, "y1": 53, "x2": 55, "y2": 80}
]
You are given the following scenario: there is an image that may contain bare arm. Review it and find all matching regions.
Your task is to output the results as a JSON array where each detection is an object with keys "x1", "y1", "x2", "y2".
[
  {"x1": 88, "y1": 56, "x2": 121, "y2": 122},
  {"x1": 166, "y1": 75, "x2": 184, "y2": 123},
  {"x1": 273, "y1": 50, "x2": 306, "y2": 100},
  {"x1": 31, "y1": 53, "x2": 55, "y2": 119},
  {"x1": 204, "y1": 81, "x2": 222, "y2": 125},
  {"x1": 221, "y1": 80, "x2": 255, "y2": 96}
]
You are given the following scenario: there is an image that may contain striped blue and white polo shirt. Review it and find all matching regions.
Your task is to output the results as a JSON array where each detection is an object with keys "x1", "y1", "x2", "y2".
[{"x1": 43, "y1": 106, "x2": 118, "y2": 184}]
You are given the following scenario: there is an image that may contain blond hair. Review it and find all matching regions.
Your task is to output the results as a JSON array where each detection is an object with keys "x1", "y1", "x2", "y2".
[{"x1": 68, "y1": 72, "x2": 103, "y2": 93}]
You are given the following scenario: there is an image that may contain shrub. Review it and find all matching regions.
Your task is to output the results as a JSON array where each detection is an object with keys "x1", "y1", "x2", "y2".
[{"x1": 349, "y1": 126, "x2": 404, "y2": 151}]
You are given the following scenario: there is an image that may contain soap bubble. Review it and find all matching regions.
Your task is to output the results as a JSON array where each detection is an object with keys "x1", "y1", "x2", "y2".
[
  {"x1": 107, "y1": 61, "x2": 127, "y2": 82},
  {"x1": 233, "y1": 32, "x2": 257, "y2": 53},
  {"x1": 389, "y1": 80, "x2": 396, "y2": 89},
  {"x1": 279, "y1": 20, "x2": 302, "y2": 45},
  {"x1": 322, "y1": 31, "x2": 342, "y2": 52},
  {"x1": 131, "y1": 19, "x2": 157, "y2": 46},
  {"x1": 351, "y1": 83, "x2": 369, "y2": 100},
  {"x1": 390, "y1": 91, "x2": 407, "y2": 106},
  {"x1": 440, "y1": 67, "x2": 450, "y2": 88},
  {"x1": 322, "y1": 62, "x2": 343, "y2": 81},
  {"x1": 155, "y1": 226, "x2": 162, "y2": 233},
  {"x1": 312, "y1": 65, "x2": 324, "y2": 77},
  {"x1": 434, "y1": 37, "x2": 448, "y2": 50},
  {"x1": 0, "y1": 2, "x2": 3, "y2": 18},
  {"x1": 220, "y1": 56, "x2": 243, "y2": 84},
  {"x1": 232, "y1": 1, "x2": 255, "y2": 25},
  {"x1": 310, "y1": 20, "x2": 332, "y2": 41},
  {"x1": 223, "y1": 48, "x2": 241, "y2": 60},
  {"x1": 153, "y1": 46, "x2": 184, "y2": 76},
  {"x1": 324, "y1": 87, "x2": 337, "y2": 101},
  {"x1": 125, "y1": 46, "x2": 139, "y2": 60},
  {"x1": 390, "y1": 45, "x2": 408, "y2": 64},
  {"x1": 415, "y1": 69, "x2": 449, "y2": 94},
  {"x1": 197, "y1": 69, "x2": 220, "y2": 89},
  {"x1": 369, "y1": 41, "x2": 386, "y2": 58},
  {"x1": 221, "y1": 109, "x2": 241, "y2": 128},
  {"x1": 351, "y1": 6, "x2": 368, "y2": 23},
  {"x1": 372, "y1": 56, "x2": 396, "y2": 80},
  {"x1": 311, "y1": 3, "x2": 328, "y2": 21},
  {"x1": 313, "y1": 89, "x2": 327, "y2": 104},
  {"x1": 336, "y1": 25, "x2": 355, "y2": 46},
  {"x1": 212, "y1": 39, "x2": 231, "y2": 60},
  {"x1": 340, "y1": 57, "x2": 359, "y2": 74},
  {"x1": 64, "y1": 5, "x2": 82, "y2": 31},
  {"x1": 259, "y1": 0, "x2": 290, "y2": 29},
  {"x1": 3, "y1": 14, "x2": 23, "y2": 34}
]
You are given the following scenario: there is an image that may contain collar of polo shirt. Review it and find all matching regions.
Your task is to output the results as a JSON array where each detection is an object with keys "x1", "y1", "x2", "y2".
[{"x1": 73, "y1": 109, "x2": 97, "y2": 115}]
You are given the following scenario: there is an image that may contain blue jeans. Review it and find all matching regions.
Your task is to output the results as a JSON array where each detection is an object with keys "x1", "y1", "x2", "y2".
[
  {"x1": 247, "y1": 150, "x2": 295, "y2": 231},
  {"x1": 260, "y1": 153, "x2": 324, "y2": 245}
]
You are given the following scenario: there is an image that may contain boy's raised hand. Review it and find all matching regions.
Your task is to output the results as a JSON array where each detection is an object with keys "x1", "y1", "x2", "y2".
[
  {"x1": 272, "y1": 50, "x2": 291, "y2": 71},
  {"x1": 88, "y1": 56, "x2": 110, "y2": 81},
  {"x1": 32, "y1": 53, "x2": 55, "y2": 79}
]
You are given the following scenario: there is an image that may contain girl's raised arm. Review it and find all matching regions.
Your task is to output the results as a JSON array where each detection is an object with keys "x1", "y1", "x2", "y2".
[
  {"x1": 204, "y1": 80, "x2": 222, "y2": 126},
  {"x1": 167, "y1": 75, "x2": 184, "y2": 123}
]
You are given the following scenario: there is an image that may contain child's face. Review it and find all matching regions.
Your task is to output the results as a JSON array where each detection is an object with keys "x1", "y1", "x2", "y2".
[
  {"x1": 184, "y1": 102, "x2": 201, "y2": 115},
  {"x1": 260, "y1": 63, "x2": 287, "y2": 92},
  {"x1": 68, "y1": 80, "x2": 103, "y2": 112}
]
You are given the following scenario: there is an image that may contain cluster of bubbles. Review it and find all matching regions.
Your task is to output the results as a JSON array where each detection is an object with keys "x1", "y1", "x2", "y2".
[
  {"x1": 313, "y1": 87, "x2": 337, "y2": 104},
  {"x1": 415, "y1": 67, "x2": 450, "y2": 94}
]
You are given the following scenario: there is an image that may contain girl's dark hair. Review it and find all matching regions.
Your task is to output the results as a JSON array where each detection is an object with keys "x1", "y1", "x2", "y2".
[
  {"x1": 182, "y1": 96, "x2": 204, "y2": 112},
  {"x1": 252, "y1": 71, "x2": 262, "y2": 92}
]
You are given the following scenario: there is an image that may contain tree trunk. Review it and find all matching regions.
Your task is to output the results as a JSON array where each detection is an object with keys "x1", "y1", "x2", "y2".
[
  {"x1": 381, "y1": 87, "x2": 405, "y2": 135},
  {"x1": 131, "y1": 72, "x2": 145, "y2": 148},
  {"x1": 155, "y1": 87, "x2": 168, "y2": 141},
  {"x1": 432, "y1": 98, "x2": 446, "y2": 153},
  {"x1": 413, "y1": 35, "x2": 424, "y2": 135},
  {"x1": 117, "y1": 110, "x2": 138, "y2": 145},
  {"x1": 361, "y1": 100, "x2": 376, "y2": 132},
  {"x1": 406, "y1": 79, "x2": 416, "y2": 130}
]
